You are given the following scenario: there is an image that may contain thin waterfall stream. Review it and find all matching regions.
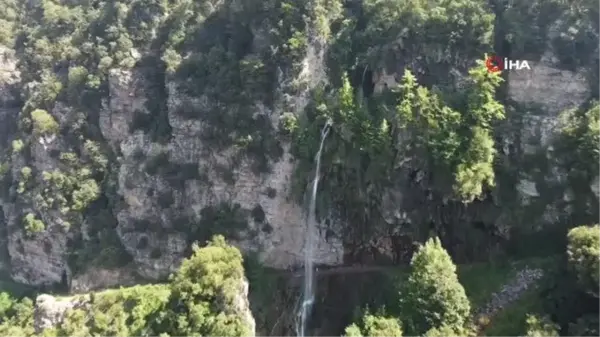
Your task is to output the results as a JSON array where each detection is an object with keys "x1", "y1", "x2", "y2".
[{"x1": 296, "y1": 119, "x2": 332, "y2": 337}]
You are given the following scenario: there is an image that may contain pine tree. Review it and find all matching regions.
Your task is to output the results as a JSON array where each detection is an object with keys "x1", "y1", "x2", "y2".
[
  {"x1": 567, "y1": 225, "x2": 600, "y2": 297},
  {"x1": 401, "y1": 237, "x2": 471, "y2": 335}
]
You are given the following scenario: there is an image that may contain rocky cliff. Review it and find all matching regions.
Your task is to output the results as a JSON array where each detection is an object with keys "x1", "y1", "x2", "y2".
[
  {"x1": 0, "y1": 0, "x2": 597, "y2": 290},
  {"x1": 0, "y1": 1, "x2": 346, "y2": 289}
]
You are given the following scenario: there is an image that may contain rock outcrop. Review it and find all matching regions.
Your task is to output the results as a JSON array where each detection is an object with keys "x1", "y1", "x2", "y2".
[
  {"x1": 98, "y1": 44, "x2": 344, "y2": 279},
  {"x1": 0, "y1": 11, "x2": 346, "y2": 286},
  {"x1": 34, "y1": 294, "x2": 90, "y2": 333}
]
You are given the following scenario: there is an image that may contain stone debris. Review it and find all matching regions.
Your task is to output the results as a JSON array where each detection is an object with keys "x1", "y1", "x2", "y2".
[{"x1": 476, "y1": 266, "x2": 544, "y2": 324}]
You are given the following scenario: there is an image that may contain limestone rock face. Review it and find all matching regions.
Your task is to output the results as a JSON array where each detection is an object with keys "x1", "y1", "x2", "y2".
[
  {"x1": 508, "y1": 58, "x2": 589, "y2": 116},
  {"x1": 97, "y1": 49, "x2": 344, "y2": 279},
  {"x1": 232, "y1": 277, "x2": 256, "y2": 336},
  {"x1": 0, "y1": 24, "x2": 344, "y2": 286},
  {"x1": 4, "y1": 122, "x2": 74, "y2": 286},
  {"x1": 0, "y1": 48, "x2": 71, "y2": 287},
  {"x1": 34, "y1": 294, "x2": 89, "y2": 333}
]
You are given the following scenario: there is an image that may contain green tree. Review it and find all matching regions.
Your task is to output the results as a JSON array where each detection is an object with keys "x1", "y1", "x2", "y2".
[
  {"x1": 0, "y1": 292, "x2": 14, "y2": 319},
  {"x1": 0, "y1": 297, "x2": 35, "y2": 336},
  {"x1": 361, "y1": 0, "x2": 494, "y2": 69},
  {"x1": 566, "y1": 224, "x2": 600, "y2": 297},
  {"x1": 556, "y1": 102, "x2": 600, "y2": 183},
  {"x1": 454, "y1": 60, "x2": 504, "y2": 201},
  {"x1": 424, "y1": 324, "x2": 475, "y2": 337},
  {"x1": 524, "y1": 314, "x2": 560, "y2": 337},
  {"x1": 344, "y1": 313, "x2": 403, "y2": 337},
  {"x1": 31, "y1": 109, "x2": 59, "y2": 136},
  {"x1": 395, "y1": 60, "x2": 504, "y2": 202},
  {"x1": 400, "y1": 237, "x2": 471, "y2": 335},
  {"x1": 71, "y1": 179, "x2": 100, "y2": 211},
  {"x1": 0, "y1": 241, "x2": 251, "y2": 336},
  {"x1": 156, "y1": 235, "x2": 255, "y2": 337},
  {"x1": 23, "y1": 213, "x2": 45, "y2": 235}
]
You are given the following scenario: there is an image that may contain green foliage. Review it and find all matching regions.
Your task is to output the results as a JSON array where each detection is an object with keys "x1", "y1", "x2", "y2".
[
  {"x1": 555, "y1": 102, "x2": 600, "y2": 185},
  {"x1": 11, "y1": 139, "x2": 23, "y2": 154},
  {"x1": 22, "y1": 213, "x2": 45, "y2": 235},
  {"x1": 0, "y1": 162, "x2": 9, "y2": 177},
  {"x1": 0, "y1": 236, "x2": 254, "y2": 336},
  {"x1": 291, "y1": 61, "x2": 504, "y2": 244},
  {"x1": 37, "y1": 141, "x2": 105, "y2": 217},
  {"x1": 161, "y1": 48, "x2": 181, "y2": 74},
  {"x1": 344, "y1": 313, "x2": 403, "y2": 337},
  {"x1": 394, "y1": 60, "x2": 504, "y2": 201},
  {"x1": 566, "y1": 224, "x2": 600, "y2": 297},
  {"x1": 424, "y1": 324, "x2": 475, "y2": 337},
  {"x1": 66, "y1": 66, "x2": 89, "y2": 104},
  {"x1": 291, "y1": 73, "x2": 394, "y2": 232},
  {"x1": 358, "y1": 0, "x2": 494, "y2": 75},
  {"x1": 20, "y1": 166, "x2": 31, "y2": 180},
  {"x1": 0, "y1": 0, "x2": 17, "y2": 45},
  {"x1": 499, "y1": 0, "x2": 565, "y2": 59},
  {"x1": 396, "y1": 69, "x2": 462, "y2": 170},
  {"x1": 0, "y1": 292, "x2": 13, "y2": 319},
  {"x1": 279, "y1": 112, "x2": 299, "y2": 135},
  {"x1": 83, "y1": 139, "x2": 108, "y2": 172},
  {"x1": 30, "y1": 109, "x2": 59, "y2": 136},
  {"x1": 71, "y1": 179, "x2": 100, "y2": 212},
  {"x1": 524, "y1": 314, "x2": 560, "y2": 337},
  {"x1": 17, "y1": 166, "x2": 32, "y2": 194},
  {"x1": 62, "y1": 285, "x2": 170, "y2": 337},
  {"x1": 0, "y1": 297, "x2": 35, "y2": 336},
  {"x1": 400, "y1": 237, "x2": 471, "y2": 335},
  {"x1": 156, "y1": 235, "x2": 254, "y2": 336}
]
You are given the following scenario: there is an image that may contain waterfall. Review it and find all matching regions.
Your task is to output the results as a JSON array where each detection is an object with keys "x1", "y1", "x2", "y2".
[{"x1": 297, "y1": 119, "x2": 332, "y2": 337}]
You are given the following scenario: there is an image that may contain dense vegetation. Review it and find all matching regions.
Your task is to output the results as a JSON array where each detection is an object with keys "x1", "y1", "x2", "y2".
[
  {"x1": 342, "y1": 225, "x2": 599, "y2": 337},
  {"x1": 0, "y1": 236, "x2": 254, "y2": 336}
]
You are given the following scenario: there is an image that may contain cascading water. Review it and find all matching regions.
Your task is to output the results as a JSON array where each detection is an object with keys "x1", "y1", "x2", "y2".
[{"x1": 296, "y1": 119, "x2": 333, "y2": 337}]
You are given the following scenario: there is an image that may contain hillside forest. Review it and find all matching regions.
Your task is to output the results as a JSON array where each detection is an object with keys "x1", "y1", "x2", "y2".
[{"x1": 0, "y1": 0, "x2": 597, "y2": 336}]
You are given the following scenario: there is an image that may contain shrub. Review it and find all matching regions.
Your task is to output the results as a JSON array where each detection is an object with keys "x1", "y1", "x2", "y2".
[
  {"x1": 162, "y1": 48, "x2": 182, "y2": 74},
  {"x1": 525, "y1": 314, "x2": 560, "y2": 337},
  {"x1": 279, "y1": 112, "x2": 299, "y2": 135},
  {"x1": 71, "y1": 179, "x2": 100, "y2": 211},
  {"x1": 23, "y1": 213, "x2": 45, "y2": 235},
  {"x1": 67, "y1": 66, "x2": 88, "y2": 102},
  {"x1": 83, "y1": 140, "x2": 108, "y2": 172},
  {"x1": 31, "y1": 109, "x2": 59, "y2": 136},
  {"x1": 0, "y1": 163, "x2": 9, "y2": 176},
  {"x1": 11, "y1": 139, "x2": 23, "y2": 154},
  {"x1": 567, "y1": 225, "x2": 600, "y2": 297},
  {"x1": 59, "y1": 152, "x2": 78, "y2": 166},
  {"x1": 20, "y1": 167, "x2": 31, "y2": 180},
  {"x1": 344, "y1": 314, "x2": 403, "y2": 337},
  {"x1": 18, "y1": 166, "x2": 32, "y2": 194},
  {"x1": 163, "y1": 235, "x2": 254, "y2": 336}
]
